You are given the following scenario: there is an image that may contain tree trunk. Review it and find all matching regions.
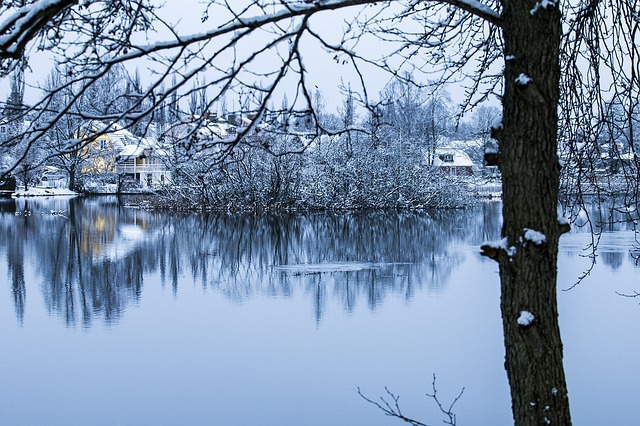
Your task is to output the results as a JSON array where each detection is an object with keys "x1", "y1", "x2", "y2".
[
  {"x1": 68, "y1": 169, "x2": 75, "y2": 191},
  {"x1": 488, "y1": 1, "x2": 571, "y2": 424}
]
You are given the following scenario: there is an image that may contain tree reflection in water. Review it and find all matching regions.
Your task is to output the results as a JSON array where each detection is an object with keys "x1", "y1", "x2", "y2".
[
  {"x1": 0, "y1": 197, "x2": 634, "y2": 326},
  {"x1": 2, "y1": 196, "x2": 640, "y2": 426},
  {"x1": 14, "y1": 196, "x2": 638, "y2": 328},
  {"x1": 559, "y1": 196, "x2": 640, "y2": 277}
]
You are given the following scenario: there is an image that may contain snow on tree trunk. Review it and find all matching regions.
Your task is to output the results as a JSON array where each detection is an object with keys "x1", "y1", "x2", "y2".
[{"x1": 488, "y1": 0, "x2": 572, "y2": 424}]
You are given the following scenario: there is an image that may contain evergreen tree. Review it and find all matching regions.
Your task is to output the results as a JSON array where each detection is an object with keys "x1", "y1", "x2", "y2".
[{"x1": 3, "y1": 68, "x2": 24, "y2": 119}]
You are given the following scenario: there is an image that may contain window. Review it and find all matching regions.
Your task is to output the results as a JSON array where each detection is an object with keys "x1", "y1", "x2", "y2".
[{"x1": 439, "y1": 154, "x2": 454, "y2": 163}]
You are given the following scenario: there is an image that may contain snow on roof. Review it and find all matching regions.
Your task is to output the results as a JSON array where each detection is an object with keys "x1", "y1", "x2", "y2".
[
  {"x1": 81, "y1": 121, "x2": 140, "y2": 150},
  {"x1": 118, "y1": 145, "x2": 146, "y2": 159},
  {"x1": 117, "y1": 136, "x2": 166, "y2": 159},
  {"x1": 433, "y1": 148, "x2": 475, "y2": 167},
  {"x1": 192, "y1": 120, "x2": 240, "y2": 140},
  {"x1": 43, "y1": 165, "x2": 61, "y2": 173},
  {"x1": 109, "y1": 125, "x2": 138, "y2": 150}
]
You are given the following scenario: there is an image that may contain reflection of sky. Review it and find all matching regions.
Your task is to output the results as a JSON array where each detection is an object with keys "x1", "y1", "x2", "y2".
[
  {"x1": 558, "y1": 251, "x2": 640, "y2": 426},
  {"x1": 0, "y1": 199, "x2": 639, "y2": 425},
  {"x1": 1, "y1": 244, "x2": 513, "y2": 426},
  {"x1": 560, "y1": 230, "x2": 639, "y2": 272}
]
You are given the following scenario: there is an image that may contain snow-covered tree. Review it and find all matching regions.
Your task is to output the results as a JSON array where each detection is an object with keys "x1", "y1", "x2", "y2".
[
  {"x1": 3, "y1": 67, "x2": 24, "y2": 120},
  {"x1": 38, "y1": 68, "x2": 87, "y2": 190}
]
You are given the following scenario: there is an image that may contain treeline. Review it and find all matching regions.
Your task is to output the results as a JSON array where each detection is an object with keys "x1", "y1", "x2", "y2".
[
  {"x1": 153, "y1": 80, "x2": 499, "y2": 211},
  {"x1": 2, "y1": 66, "x2": 503, "y2": 210},
  {"x1": 158, "y1": 130, "x2": 476, "y2": 211}
]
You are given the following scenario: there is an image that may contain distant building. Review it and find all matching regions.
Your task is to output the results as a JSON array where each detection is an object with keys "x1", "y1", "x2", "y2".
[
  {"x1": 78, "y1": 121, "x2": 139, "y2": 175},
  {"x1": 433, "y1": 148, "x2": 475, "y2": 176},
  {"x1": 0, "y1": 175, "x2": 16, "y2": 197},
  {"x1": 75, "y1": 121, "x2": 170, "y2": 190},
  {"x1": 40, "y1": 166, "x2": 67, "y2": 188},
  {"x1": 114, "y1": 138, "x2": 169, "y2": 189},
  {"x1": 0, "y1": 119, "x2": 7, "y2": 141}
]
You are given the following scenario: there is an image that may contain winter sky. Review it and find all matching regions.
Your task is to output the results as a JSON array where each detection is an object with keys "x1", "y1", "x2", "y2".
[{"x1": 2, "y1": 1, "x2": 487, "y2": 113}]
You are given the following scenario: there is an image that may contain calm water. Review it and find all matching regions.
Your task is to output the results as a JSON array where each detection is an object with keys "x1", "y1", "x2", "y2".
[{"x1": 0, "y1": 196, "x2": 639, "y2": 425}]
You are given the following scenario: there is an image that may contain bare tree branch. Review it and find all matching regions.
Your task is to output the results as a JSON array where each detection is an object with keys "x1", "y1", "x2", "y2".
[{"x1": 358, "y1": 375, "x2": 464, "y2": 426}]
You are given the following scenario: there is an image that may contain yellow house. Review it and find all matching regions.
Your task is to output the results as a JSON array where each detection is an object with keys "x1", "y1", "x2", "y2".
[{"x1": 78, "y1": 121, "x2": 138, "y2": 175}]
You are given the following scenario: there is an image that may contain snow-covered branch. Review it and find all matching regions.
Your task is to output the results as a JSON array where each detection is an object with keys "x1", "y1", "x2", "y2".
[{"x1": 0, "y1": 0, "x2": 77, "y2": 60}]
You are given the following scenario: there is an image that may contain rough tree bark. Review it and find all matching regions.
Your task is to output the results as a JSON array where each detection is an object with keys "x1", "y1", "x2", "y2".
[{"x1": 483, "y1": 0, "x2": 572, "y2": 424}]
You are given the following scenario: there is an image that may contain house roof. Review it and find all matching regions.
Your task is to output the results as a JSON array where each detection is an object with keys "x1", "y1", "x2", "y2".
[
  {"x1": 433, "y1": 148, "x2": 475, "y2": 167},
  {"x1": 116, "y1": 136, "x2": 167, "y2": 160},
  {"x1": 108, "y1": 124, "x2": 138, "y2": 151},
  {"x1": 118, "y1": 145, "x2": 147, "y2": 159},
  {"x1": 80, "y1": 121, "x2": 139, "y2": 151},
  {"x1": 198, "y1": 121, "x2": 237, "y2": 140}
]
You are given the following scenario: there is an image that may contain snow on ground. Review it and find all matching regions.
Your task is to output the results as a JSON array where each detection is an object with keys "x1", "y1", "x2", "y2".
[{"x1": 13, "y1": 186, "x2": 78, "y2": 197}]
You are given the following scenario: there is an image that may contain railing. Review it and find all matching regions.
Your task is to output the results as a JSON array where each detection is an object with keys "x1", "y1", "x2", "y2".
[{"x1": 115, "y1": 164, "x2": 166, "y2": 174}]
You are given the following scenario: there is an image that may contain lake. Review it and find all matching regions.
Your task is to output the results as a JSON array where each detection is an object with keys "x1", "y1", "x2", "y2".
[{"x1": 0, "y1": 196, "x2": 639, "y2": 425}]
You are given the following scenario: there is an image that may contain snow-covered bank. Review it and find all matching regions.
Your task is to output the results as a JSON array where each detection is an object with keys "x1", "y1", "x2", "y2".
[{"x1": 12, "y1": 186, "x2": 78, "y2": 197}]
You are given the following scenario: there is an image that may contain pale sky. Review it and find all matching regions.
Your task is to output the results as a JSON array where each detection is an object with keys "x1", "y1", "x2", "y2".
[
  {"x1": 4, "y1": 1, "x2": 494, "y2": 116},
  {"x1": 7, "y1": 2, "x2": 387, "y2": 112}
]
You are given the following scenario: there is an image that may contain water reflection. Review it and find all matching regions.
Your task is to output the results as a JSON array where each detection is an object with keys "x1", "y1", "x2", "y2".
[
  {"x1": 0, "y1": 197, "x2": 506, "y2": 327},
  {"x1": 1, "y1": 197, "x2": 145, "y2": 326},
  {"x1": 560, "y1": 197, "x2": 640, "y2": 271},
  {"x1": 2, "y1": 197, "x2": 640, "y2": 426},
  {"x1": 2, "y1": 197, "x2": 637, "y2": 327}
]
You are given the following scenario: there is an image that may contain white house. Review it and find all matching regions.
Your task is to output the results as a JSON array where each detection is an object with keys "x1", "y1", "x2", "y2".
[
  {"x1": 40, "y1": 166, "x2": 68, "y2": 188},
  {"x1": 0, "y1": 119, "x2": 7, "y2": 140},
  {"x1": 432, "y1": 147, "x2": 475, "y2": 176},
  {"x1": 114, "y1": 137, "x2": 170, "y2": 189}
]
